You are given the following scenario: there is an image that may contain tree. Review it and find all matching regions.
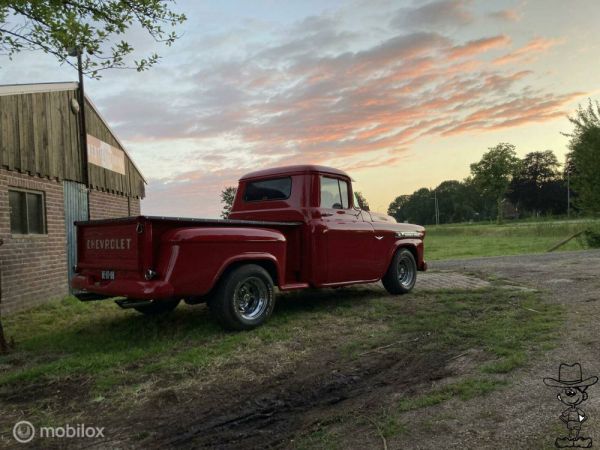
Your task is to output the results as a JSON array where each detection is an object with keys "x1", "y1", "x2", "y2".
[
  {"x1": 434, "y1": 180, "x2": 478, "y2": 223},
  {"x1": 388, "y1": 188, "x2": 436, "y2": 225},
  {"x1": 462, "y1": 176, "x2": 496, "y2": 221},
  {"x1": 388, "y1": 195, "x2": 410, "y2": 222},
  {"x1": 564, "y1": 100, "x2": 600, "y2": 214},
  {"x1": 507, "y1": 150, "x2": 563, "y2": 216},
  {"x1": 0, "y1": 1, "x2": 186, "y2": 78},
  {"x1": 354, "y1": 191, "x2": 370, "y2": 211},
  {"x1": 220, "y1": 186, "x2": 237, "y2": 219},
  {"x1": 470, "y1": 143, "x2": 521, "y2": 222}
]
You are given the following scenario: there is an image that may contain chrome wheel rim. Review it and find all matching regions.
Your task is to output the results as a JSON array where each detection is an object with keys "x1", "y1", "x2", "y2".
[
  {"x1": 234, "y1": 277, "x2": 269, "y2": 320},
  {"x1": 397, "y1": 256, "x2": 415, "y2": 288}
]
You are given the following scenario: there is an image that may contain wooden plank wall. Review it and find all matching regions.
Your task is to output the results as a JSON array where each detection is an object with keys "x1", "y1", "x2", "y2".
[
  {"x1": 0, "y1": 89, "x2": 144, "y2": 198},
  {"x1": 0, "y1": 90, "x2": 81, "y2": 181},
  {"x1": 84, "y1": 99, "x2": 145, "y2": 198}
]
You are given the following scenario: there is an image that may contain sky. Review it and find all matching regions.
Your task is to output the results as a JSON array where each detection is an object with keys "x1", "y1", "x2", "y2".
[{"x1": 1, "y1": 0, "x2": 598, "y2": 216}]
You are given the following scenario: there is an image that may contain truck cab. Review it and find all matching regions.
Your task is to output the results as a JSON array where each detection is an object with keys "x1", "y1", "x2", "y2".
[
  {"x1": 230, "y1": 165, "x2": 425, "y2": 287},
  {"x1": 72, "y1": 165, "x2": 426, "y2": 330}
]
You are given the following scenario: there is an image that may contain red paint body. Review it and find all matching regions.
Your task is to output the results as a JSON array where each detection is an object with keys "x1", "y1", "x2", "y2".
[{"x1": 72, "y1": 165, "x2": 426, "y2": 301}]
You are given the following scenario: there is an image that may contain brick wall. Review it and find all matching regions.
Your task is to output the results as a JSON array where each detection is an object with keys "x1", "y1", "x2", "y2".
[
  {"x1": 89, "y1": 190, "x2": 141, "y2": 220},
  {"x1": 0, "y1": 170, "x2": 142, "y2": 315},
  {"x1": 0, "y1": 168, "x2": 68, "y2": 314}
]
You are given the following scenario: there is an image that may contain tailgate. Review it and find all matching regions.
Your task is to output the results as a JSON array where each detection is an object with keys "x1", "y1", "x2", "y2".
[{"x1": 76, "y1": 219, "x2": 143, "y2": 272}]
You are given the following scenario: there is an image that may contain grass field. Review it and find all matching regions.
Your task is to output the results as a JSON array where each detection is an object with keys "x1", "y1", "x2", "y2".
[
  {"x1": 0, "y1": 284, "x2": 562, "y2": 446},
  {"x1": 425, "y1": 219, "x2": 599, "y2": 260}
]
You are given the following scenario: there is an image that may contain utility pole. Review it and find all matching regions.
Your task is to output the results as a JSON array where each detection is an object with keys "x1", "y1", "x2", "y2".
[
  {"x1": 68, "y1": 46, "x2": 90, "y2": 219},
  {"x1": 567, "y1": 169, "x2": 571, "y2": 218},
  {"x1": 433, "y1": 190, "x2": 440, "y2": 226}
]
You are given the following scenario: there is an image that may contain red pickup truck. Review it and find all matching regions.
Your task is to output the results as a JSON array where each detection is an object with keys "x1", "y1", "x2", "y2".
[{"x1": 72, "y1": 165, "x2": 426, "y2": 330}]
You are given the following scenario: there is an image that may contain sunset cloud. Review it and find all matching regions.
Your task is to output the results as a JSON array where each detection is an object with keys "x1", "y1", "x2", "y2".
[
  {"x1": 488, "y1": 8, "x2": 522, "y2": 22},
  {"x1": 391, "y1": 0, "x2": 474, "y2": 30},
  {"x1": 447, "y1": 35, "x2": 511, "y2": 60},
  {"x1": 494, "y1": 37, "x2": 560, "y2": 65},
  {"x1": 0, "y1": 0, "x2": 580, "y2": 217}
]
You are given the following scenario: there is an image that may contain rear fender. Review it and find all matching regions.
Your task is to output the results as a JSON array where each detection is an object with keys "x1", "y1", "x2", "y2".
[{"x1": 158, "y1": 227, "x2": 286, "y2": 296}]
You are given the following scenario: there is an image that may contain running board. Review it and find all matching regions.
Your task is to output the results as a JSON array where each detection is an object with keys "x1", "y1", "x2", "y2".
[
  {"x1": 115, "y1": 299, "x2": 154, "y2": 309},
  {"x1": 279, "y1": 283, "x2": 310, "y2": 291}
]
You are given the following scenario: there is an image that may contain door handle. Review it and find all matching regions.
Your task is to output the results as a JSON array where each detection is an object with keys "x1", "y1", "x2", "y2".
[{"x1": 321, "y1": 213, "x2": 333, "y2": 217}]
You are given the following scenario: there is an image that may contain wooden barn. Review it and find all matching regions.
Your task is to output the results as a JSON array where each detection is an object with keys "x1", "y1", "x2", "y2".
[{"x1": 0, "y1": 82, "x2": 146, "y2": 314}]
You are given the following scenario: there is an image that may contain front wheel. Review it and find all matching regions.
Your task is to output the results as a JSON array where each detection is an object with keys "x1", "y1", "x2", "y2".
[
  {"x1": 382, "y1": 248, "x2": 417, "y2": 295},
  {"x1": 208, "y1": 264, "x2": 275, "y2": 331}
]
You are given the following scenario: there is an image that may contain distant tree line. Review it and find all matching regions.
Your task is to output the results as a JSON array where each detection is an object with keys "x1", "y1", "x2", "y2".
[{"x1": 388, "y1": 100, "x2": 600, "y2": 225}]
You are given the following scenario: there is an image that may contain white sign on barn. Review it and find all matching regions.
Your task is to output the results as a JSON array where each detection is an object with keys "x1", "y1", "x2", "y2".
[{"x1": 87, "y1": 134, "x2": 126, "y2": 175}]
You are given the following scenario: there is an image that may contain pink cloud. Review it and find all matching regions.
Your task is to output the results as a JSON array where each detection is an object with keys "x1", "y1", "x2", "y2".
[
  {"x1": 494, "y1": 37, "x2": 561, "y2": 65},
  {"x1": 93, "y1": 5, "x2": 583, "y2": 218},
  {"x1": 447, "y1": 35, "x2": 511, "y2": 60},
  {"x1": 488, "y1": 9, "x2": 521, "y2": 22}
]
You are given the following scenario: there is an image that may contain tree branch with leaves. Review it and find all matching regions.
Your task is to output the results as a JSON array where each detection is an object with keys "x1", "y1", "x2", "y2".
[
  {"x1": 220, "y1": 186, "x2": 237, "y2": 219},
  {"x1": 0, "y1": 0, "x2": 186, "y2": 78}
]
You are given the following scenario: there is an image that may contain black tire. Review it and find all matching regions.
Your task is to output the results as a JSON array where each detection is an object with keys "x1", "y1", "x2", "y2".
[
  {"x1": 208, "y1": 264, "x2": 275, "y2": 331},
  {"x1": 382, "y1": 248, "x2": 417, "y2": 295},
  {"x1": 134, "y1": 299, "x2": 180, "y2": 315}
]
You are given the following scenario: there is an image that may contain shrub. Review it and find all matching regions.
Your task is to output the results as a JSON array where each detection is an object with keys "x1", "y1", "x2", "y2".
[{"x1": 579, "y1": 223, "x2": 600, "y2": 248}]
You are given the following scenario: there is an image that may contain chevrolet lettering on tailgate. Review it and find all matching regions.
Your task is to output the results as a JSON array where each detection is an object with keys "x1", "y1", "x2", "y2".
[{"x1": 87, "y1": 238, "x2": 132, "y2": 250}]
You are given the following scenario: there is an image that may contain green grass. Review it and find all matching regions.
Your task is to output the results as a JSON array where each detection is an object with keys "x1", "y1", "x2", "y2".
[
  {"x1": 396, "y1": 377, "x2": 509, "y2": 412},
  {"x1": 334, "y1": 288, "x2": 563, "y2": 443},
  {"x1": 0, "y1": 288, "x2": 562, "y2": 389},
  {"x1": 1, "y1": 286, "x2": 563, "y2": 445},
  {"x1": 425, "y1": 218, "x2": 599, "y2": 260}
]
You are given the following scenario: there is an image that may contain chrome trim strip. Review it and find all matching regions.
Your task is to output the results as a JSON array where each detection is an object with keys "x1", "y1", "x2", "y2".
[{"x1": 396, "y1": 231, "x2": 423, "y2": 238}]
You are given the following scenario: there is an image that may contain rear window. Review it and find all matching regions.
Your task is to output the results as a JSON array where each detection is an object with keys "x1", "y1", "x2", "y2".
[{"x1": 244, "y1": 177, "x2": 292, "y2": 202}]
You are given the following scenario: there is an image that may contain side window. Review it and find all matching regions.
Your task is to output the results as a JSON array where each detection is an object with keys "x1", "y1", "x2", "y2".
[
  {"x1": 9, "y1": 189, "x2": 46, "y2": 235},
  {"x1": 320, "y1": 176, "x2": 350, "y2": 209}
]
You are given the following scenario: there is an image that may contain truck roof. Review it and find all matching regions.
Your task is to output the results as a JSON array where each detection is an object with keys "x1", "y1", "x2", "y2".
[{"x1": 240, "y1": 164, "x2": 350, "y2": 180}]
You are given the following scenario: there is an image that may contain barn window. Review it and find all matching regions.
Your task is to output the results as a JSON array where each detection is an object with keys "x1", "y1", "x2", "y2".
[{"x1": 9, "y1": 189, "x2": 46, "y2": 235}]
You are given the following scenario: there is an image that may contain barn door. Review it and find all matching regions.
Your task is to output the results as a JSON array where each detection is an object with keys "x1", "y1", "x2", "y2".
[{"x1": 64, "y1": 181, "x2": 89, "y2": 290}]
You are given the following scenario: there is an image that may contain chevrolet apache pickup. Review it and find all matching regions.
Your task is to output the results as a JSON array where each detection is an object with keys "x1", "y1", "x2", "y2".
[{"x1": 72, "y1": 165, "x2": 426, "y2": 330}]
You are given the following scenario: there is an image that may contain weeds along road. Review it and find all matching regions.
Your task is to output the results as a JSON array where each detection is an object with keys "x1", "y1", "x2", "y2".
[{"x1": 0, "y1": 249, "x2": 598, "y2": 449}]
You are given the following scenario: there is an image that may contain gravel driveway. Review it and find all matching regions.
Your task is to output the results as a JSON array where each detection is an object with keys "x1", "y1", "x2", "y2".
[{"x1": 402, "y1": 249, "x2": 600, "y2": 449}]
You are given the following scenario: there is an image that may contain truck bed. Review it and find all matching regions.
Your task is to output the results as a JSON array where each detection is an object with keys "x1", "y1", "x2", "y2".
[
  {"x1": 73, "y1": 215, "x2": 304, "y2": 298},
  {"x1": 75, "y1": 215, "x2": 302, "y2": 227}
]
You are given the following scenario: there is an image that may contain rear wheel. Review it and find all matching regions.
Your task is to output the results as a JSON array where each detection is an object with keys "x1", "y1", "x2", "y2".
[
  {"x1": 134, "y1": 299, "x2": 180, "y2": 315},
  {"x1": 382, "y1": 248, "x2": 417, "y2": 295},
  {"x1": 208, "y1": 264, "x2": 275, "y2": 331}
]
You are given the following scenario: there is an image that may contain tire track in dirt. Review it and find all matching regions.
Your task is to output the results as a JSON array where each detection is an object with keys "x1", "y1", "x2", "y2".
[{"x1": 97, "y1": 349, "x2": 450, "y2": 449}]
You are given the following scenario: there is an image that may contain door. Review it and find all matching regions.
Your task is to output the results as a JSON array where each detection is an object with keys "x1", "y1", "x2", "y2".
[
  {"x1": 64, "y1": 181, "x2": 89, "y2": 290},
  {"x1": 319, "y1": 176, "x2": 376, "y2": 283}
]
